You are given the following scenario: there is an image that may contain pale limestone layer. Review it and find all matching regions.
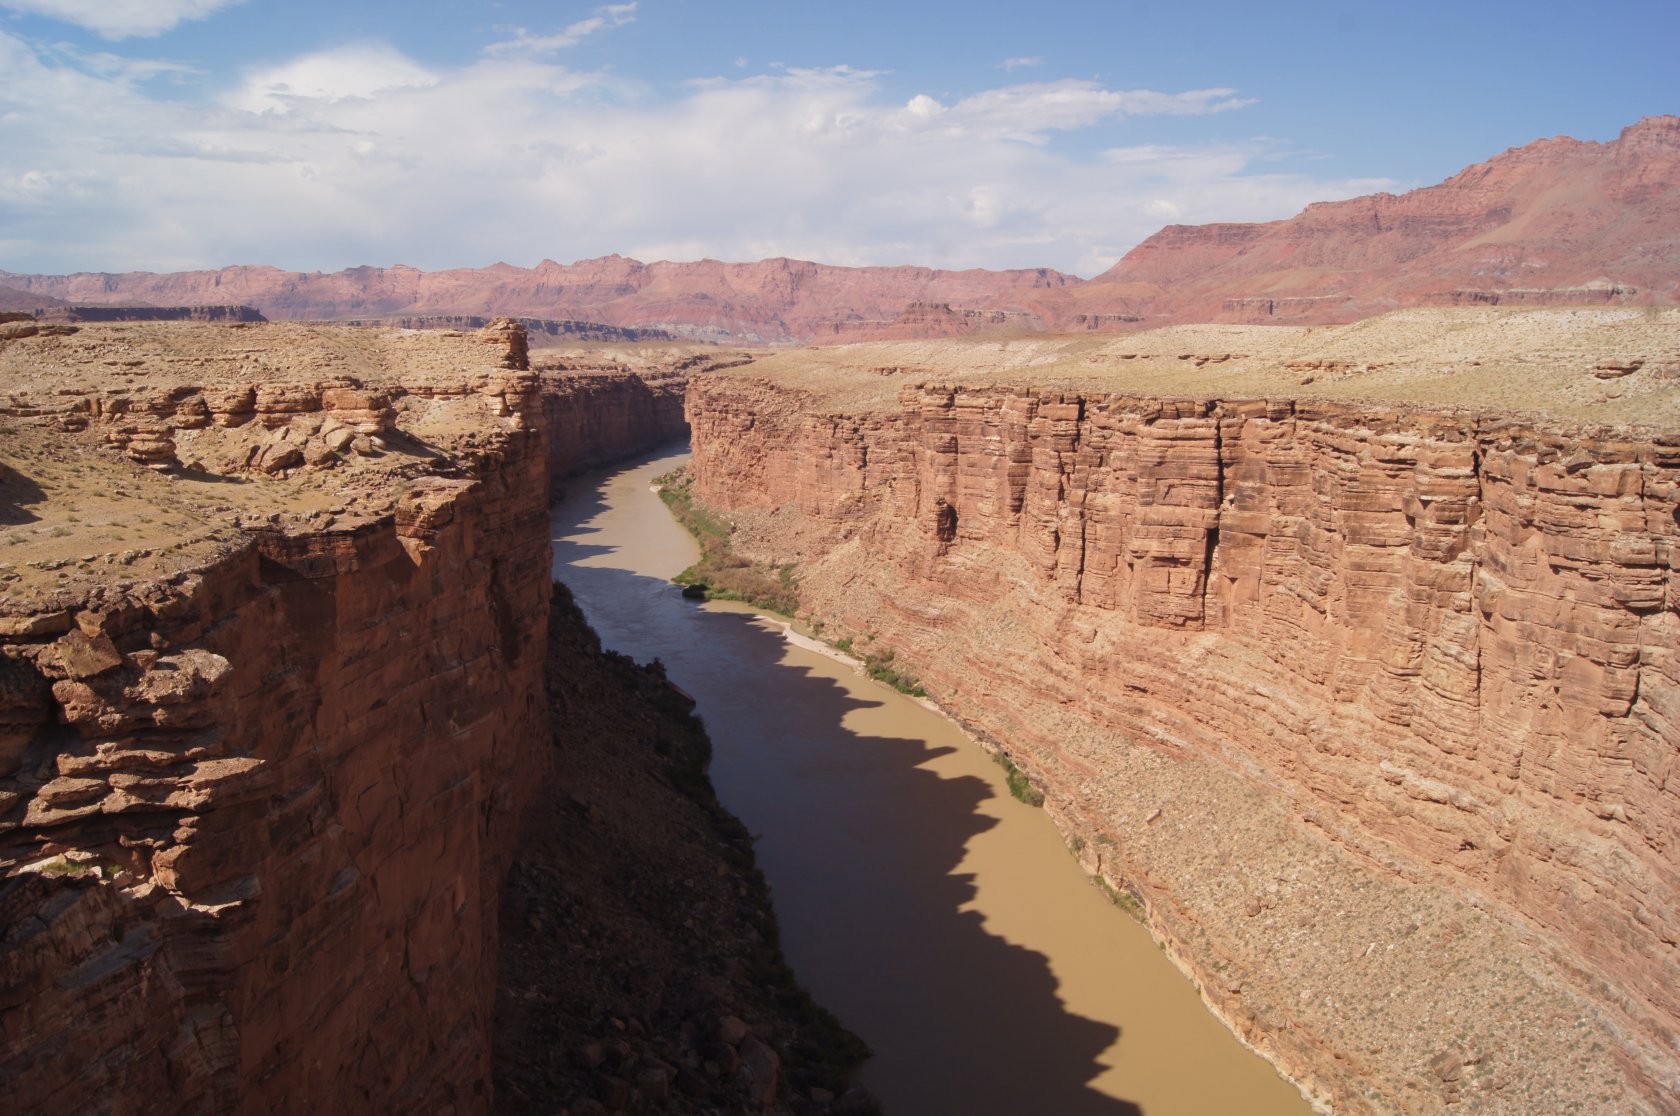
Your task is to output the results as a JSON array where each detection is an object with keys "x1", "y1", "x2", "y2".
[{"x1": 685, "y1": 316, "x2": 1680, "y2": 1115}]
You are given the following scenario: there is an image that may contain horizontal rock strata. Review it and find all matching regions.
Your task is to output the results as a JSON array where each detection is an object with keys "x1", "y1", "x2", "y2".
[
  {"x1": 534, "y1": 349, "x2": 752, "y2": 485},
  {"x1": 686, "y1": 367, "x2": 1680, "y2": 1115},
  {"x1": 0, "y1": 321, "x2": 552, "y2": 1113}
]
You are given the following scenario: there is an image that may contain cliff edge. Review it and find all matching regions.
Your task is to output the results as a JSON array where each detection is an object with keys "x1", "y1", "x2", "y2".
[{"x1": 0, "y1": 320, "x2": 551, "y2": 1112}]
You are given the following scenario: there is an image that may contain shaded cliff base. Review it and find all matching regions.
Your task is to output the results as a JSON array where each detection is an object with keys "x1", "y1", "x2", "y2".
[{"x1": 494, "y1": 584, "x2": 873, "y2": 1115}]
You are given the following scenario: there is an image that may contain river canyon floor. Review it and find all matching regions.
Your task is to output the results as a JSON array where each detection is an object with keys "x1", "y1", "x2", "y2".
[{"x1": 551, "y1": 448, "x2": 1313, "y2": 1115}]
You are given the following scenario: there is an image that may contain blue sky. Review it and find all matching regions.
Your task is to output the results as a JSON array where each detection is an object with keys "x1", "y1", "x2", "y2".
[{"x1": 1, "y1": 0, "x2": 1674, "y2": 277}]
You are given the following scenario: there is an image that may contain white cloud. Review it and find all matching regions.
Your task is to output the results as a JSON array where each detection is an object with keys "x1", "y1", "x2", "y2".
[
  {"x1": 0, "y1": 31, "x2": 1393, "y2": 278},
  {"x1": 227, "y1": 43, "x2": 438, "y2": 114},
  {"x1": 483, "y1": 2, "x2": 636, "y2": 57},
  {"x1": 895, "y1": 81, "x2": 1255, "y2": 144},
  {"x1": 0, "y1": 0, "x2": 243, "y2": 38},
  {"x1": 1000, "y1": 56, "x2": 1043, "y2": 72}
]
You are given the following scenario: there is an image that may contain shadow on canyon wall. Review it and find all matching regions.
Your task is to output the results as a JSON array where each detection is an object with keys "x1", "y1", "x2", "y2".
[{"x1": 552, "y1": 453, "x2": 1142, "y2": 1116}]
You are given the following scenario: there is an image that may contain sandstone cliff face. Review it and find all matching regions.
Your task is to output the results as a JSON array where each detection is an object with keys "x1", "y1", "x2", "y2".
[
  {"x1": 533, "y1": 349, "x2": 748, "y2": 486},
  {"x1": 0, "y1": 323, "x2": 551, "y2": 1113},
  {"x1": 686, "y1": 371, "x2": 1680, "y2": 1113}
]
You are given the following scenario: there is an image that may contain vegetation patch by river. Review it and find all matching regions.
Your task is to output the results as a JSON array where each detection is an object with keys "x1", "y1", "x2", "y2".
[{"x1": 655, "y1": 469, "x2": 801, "y2": 615}]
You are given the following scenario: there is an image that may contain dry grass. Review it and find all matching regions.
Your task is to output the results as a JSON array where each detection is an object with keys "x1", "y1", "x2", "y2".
[{"x1": 728, "y1": 306, "x2": 1680, "y2": 430}]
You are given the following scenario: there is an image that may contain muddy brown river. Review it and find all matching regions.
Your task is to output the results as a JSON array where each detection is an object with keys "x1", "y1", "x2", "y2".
[{"x1": 552, "y1": 447, "x2": 1312, "y2": 1116}]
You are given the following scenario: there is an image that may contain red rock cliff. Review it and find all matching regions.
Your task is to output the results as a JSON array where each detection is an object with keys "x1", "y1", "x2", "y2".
[
  {"x1": 535, "y1": 348, "x2": 752, "y2": 485},
  {"x1": 0, "y1": 324, "x2": 552, "y2": 1113},
  {"x1": 685, "y1": 369, "x2": 1680, "y2": 1113}
]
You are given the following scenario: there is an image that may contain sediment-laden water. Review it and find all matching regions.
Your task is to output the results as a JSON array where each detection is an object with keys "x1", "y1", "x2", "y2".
[{"x1": 551, "y1": 446, "x2": 1310, "y2": 1116}]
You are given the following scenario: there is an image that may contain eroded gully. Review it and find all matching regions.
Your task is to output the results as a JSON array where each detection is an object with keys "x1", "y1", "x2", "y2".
[{"x1": 551, "y1": 446, "x2": 1312, "y2": 1116}]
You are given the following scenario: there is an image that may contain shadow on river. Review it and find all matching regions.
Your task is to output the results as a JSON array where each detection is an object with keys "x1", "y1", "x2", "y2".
[{"x1": 552, "y1": 445, "x2": 1307, "y2": 1116}]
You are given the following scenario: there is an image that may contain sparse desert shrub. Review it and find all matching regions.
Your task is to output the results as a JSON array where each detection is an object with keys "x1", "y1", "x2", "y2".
[
  {"x1": 861, "y1": 648, "x2": 926, "y2": 697},
  {"x1": 991, "y1": 751, "x2": 1044, "y2": 807},
  {"x1": 658, "y1": 471, "x2": 800, "y2": 615},
  {"x1": 1100, "y1": 880, "x2": 1146, "y2": 923}
]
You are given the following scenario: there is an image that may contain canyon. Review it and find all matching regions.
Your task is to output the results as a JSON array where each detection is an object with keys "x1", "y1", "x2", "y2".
[
  {"x1": 682, "y1": 306, "x2": 1680, "y2": 1114},
  {"x1": 2, "y1": 113, "x2": 1678, "y2": 1114},
  {"x1": 3, "y1": 117, "x2": 1675, "y2": 343},
  {"x1": 2, "y1": 301, "x2": 1677, "y2": 1113},
  {"x1": 0, "y1": 319, "x2": 853, "y2": 1113}
]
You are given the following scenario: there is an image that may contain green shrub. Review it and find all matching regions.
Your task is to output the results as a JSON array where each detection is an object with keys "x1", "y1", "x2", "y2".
[
  {"x1": 862, "y1": 649, "x2": 926, "y2": 697},
  {"x1": 657, "y1": 471, "x2": 800, "y2": 615},
  {"x1": 1100, "y1": 880, "x2": 1147, "y2": 923},
  {"x1": 991, "y1": 752, "x2": 1044, "y2": 807}
]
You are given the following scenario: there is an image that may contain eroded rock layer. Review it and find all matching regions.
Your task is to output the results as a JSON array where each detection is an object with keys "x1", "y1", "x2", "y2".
[
  {"x1": 0, "y1": 322, "x2": 551, "y2": 1113},
  {"x1": 534, "y1": 348, "x2": 749, "y2": 485},
  {"x1": 685, "y1": 342, "x2": 1680, "y2": 1113}
]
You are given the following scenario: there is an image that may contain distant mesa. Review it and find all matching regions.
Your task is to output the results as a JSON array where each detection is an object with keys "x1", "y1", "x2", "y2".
[
  {"x1": 34, "y1": 304, "x2": 268, "y2": 324},
  {"x1": 0, "y1": 258, "x2": 1080, "y2": 345},
  {"x1": 0, "y1": 284, "x2": 66, "y2": 312},
  {"x1": 0, "y1": 115, "x2": 1674, "y2": 340},
  {"x1": 1055, "y1": 113, "x2": 1680, "y2": 326},
  {"x1": 330, "y1": 314, "x2": 675, "y2": 345}
]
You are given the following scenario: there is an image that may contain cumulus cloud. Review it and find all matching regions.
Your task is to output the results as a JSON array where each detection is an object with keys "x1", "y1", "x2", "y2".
[
  {"x1": 483, "y1": 2, "x2": 636, "y2": 57},
  {"x1": 0, "y1": 0, "x2": 243, "y2": 38},
  {"x1": 227, "y1": 43, "x2": 439, "y2": 114},
  {"x1": 0, "y1": 32, "x2": 1393, "y2": 277}
]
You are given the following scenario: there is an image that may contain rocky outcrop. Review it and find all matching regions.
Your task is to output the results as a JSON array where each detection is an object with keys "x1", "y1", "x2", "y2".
[
  {"x1": 1422, "y1": 283, "x2": 1639, "y2": 308},
  {"x1": 0, "y1": 322, "x2": 551, "y2": 1113},
  {"x1": 0, "y1": 257, "x2": 1078, "y2": 344},
  {"x1": 685, "y1": 368, "x2": 1680, "y2": 1114}
]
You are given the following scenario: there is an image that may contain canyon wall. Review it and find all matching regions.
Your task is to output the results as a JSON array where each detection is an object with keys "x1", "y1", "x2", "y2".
[
  {"x1": 686, "y1": 373, "x2": 1680, "y2": 1113},
  {"x1": 538, "y1": 366, "x2": 691, "y2": 486},
  {"x1": 0, "y1": 325, "x2": 552, "y2": 1113}
]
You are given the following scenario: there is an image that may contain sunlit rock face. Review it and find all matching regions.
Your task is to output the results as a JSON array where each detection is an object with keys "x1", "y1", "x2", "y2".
[{"x1": 683, "y1": 326, "x2": 1680, "y2": 1113}]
